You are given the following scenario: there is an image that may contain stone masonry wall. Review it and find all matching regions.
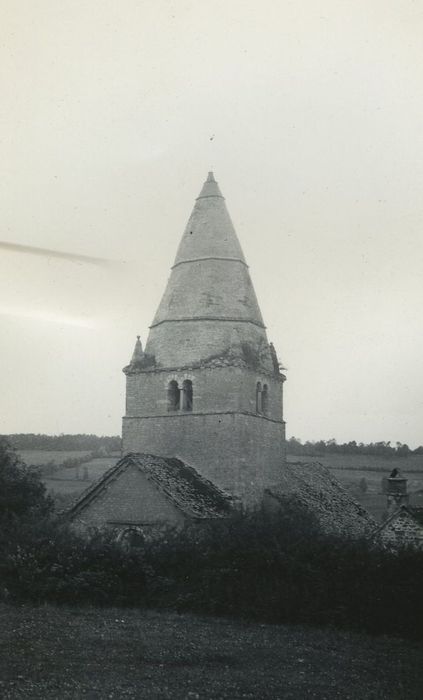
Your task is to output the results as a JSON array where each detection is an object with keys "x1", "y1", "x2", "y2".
[
  {"x1": 122, "y1": 412, "x2": 285, "y2": 503},
  {"x1": 378, "y1": 511, "x2": 423, "y2": 549},
  {"x1": 73, "y1": 464, "x2": 185, "y2": 530},
  {"x1": 126, "y1": 366, "x2": 283, "y2": 422}
]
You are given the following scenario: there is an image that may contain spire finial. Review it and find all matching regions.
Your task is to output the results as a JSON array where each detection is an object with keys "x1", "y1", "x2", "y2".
[{"x1": 197, "y1": 171, "x2": 223, "y2": 200}]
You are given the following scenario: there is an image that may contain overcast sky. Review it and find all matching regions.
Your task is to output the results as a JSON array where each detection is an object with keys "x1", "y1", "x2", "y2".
[{"x1": 1, "y1": 1, "x2": 422, "y2": 446}]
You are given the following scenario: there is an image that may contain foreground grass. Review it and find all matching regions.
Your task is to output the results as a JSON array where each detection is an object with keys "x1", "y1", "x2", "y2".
[{"x1": 0, "y1": 605, "x2": 422, "y2": 699}]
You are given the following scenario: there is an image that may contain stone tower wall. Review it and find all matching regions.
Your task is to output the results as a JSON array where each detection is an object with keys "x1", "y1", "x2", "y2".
[
  {"x1": 122, "y1": 172, "x2": 286, "y2": 506},
  {"x1": 125, "y1": 366, "x2": 283, "y2": 421},
  {"x1": 122, "y1": 411, "x2": 285, "y2": 503}
]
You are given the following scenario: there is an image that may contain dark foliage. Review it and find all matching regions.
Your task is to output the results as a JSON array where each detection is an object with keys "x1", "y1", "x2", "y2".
[
  {"x1": 0, "y1": 439, "x2": 54, "y2": 524},
  {"x1": 0, "y1": 521, "x2": 146, "y2": 605},
  {"x1": 138, "y1": 508, "x2": 423, "y2": 640},
  {"x1": 1, "y1": 503, "x2": 422, "y2": 639},
  {"x1": 287, "y1": 436, "x2": 421, "y2": 458},
  {"x1": 1, "y1": 436, "x2": 422, "y2": 639},
  {"x1": 0, "y1": 438, "x2": 145, "y2": 605}
]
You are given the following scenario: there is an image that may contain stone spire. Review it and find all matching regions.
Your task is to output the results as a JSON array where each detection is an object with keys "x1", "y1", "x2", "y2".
[
  {"x1": 172, "y1": 171, "x2": 246, "y2": 267},
  {"x1": 144, "y1": 172, "x2": 271, "y2": 370}
]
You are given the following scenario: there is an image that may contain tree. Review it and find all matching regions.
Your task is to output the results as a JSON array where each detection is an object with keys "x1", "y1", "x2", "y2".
[
  {"x1": 396, "y1": 442, "x2": 410, "y2": 457},
  {"x1": 0, "y1": 439, "x2": 53, "y2": 525}
]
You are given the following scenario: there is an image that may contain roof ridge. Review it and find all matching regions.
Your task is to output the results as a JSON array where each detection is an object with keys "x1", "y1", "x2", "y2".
[{"x1": 67, "y1": 457, "x2": 127, "y2": 516}]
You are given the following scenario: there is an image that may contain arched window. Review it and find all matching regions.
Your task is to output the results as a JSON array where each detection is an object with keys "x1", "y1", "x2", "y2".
[
  {"x1": 262, "y1": 384, "x2": 269, "y2": 415},
  {"x1": 256, "y1": 381, "x2": 262, "y2": 413},
  {"x1": 167, "y1": 380, "x2": 180, "y2": 412},
  {"x1": 182, "y1": 379, "x2": 193, "y2": 411}
]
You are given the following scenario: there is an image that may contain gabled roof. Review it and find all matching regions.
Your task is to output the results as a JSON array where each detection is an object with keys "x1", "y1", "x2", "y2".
[
  {"x1": 371, "y1": 505, "x2": 423, "y2": 538},
  {"x1": 265, "y1": 461, "x2": 377, "y2": 537},
  {"x1": 68, "y1": 453, "x2": 232, "y2": 521}
]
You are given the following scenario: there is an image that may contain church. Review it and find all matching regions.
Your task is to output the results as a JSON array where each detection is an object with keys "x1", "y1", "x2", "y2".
[
  {"x1": 69, "y1": 173, "x2": 375, "y2": 540},
  {"x1": 122, "y1": 171, "x2": 286, "y2": 503}
]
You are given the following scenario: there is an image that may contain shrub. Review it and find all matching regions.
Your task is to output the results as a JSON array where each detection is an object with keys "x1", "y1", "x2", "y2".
[
  {"x1": 0, "y1": 521, "x2": 147, "y2": 605},
  {"x1": 139, "y1": 507, "x2": 423, "y2": 639},
  {"x1": 0, "y1": 447, "x2": 422, "y2": 642},
  {"x1": 0, "y1": 438, "x2": 146, "y2": 606},
  {"x1": 0, "y1": 439, "x2": 53, "y2": 525}
]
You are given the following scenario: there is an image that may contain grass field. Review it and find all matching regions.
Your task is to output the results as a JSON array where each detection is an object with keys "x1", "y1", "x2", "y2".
[
  {"x1": 1, "y1": 605, "x2": 422, "y2": 699},
  {"x1": 40, "y1": 456, "x2": 119, "y2": 508},
  {"x1": 287, "y1": 452, "x2": 423, "y2": 473},
  {"x1": 19, "y1": 450, "x2": 93, "y2": 466},
  {"x1": 13, "y1": 450, "x2": 120, "y2": 507}
]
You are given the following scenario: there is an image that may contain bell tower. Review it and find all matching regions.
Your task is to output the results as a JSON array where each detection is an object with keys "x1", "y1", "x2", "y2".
[{"x1": 122, "y1": 172, "x2": 286, "y2": 503}]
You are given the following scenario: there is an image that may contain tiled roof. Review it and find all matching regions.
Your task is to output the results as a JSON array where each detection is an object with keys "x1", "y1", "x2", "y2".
[
  {"x1": 68, "y1": 453, "x2": 232, "y2": 521},
  {"x1": 266, "y1": 461, "x2": 377, "y2": 537}
]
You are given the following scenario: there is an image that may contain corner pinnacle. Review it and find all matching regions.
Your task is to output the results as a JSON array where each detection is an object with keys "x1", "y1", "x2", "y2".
[{"x1": 131, "y1": 335, "x2": 144, "y2": 363}]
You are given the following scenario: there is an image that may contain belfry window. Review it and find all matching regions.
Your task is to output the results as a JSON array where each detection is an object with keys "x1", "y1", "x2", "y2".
[
  {"x1": 262, "y1": 384, "x2": 269, "y2": 415},
  {"x1": 182, "y1": 379, "x2": 193, "y2": 411},
  {"x1": 167, "y1": 380, "x2": 180, "y2": 412},
  {"x1": 256, "y1": 382, "x2": 262, "y2": 413}
]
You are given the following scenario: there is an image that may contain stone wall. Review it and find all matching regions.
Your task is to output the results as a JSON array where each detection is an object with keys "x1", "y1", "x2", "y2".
[
  {"x1": 125, "y1": 365, "x2": 283, "y2": 421},
  {"x1": 122, "y1": 411, "x2": 285, "y2": 503},
  {"x1": 72, "y1": 464, "x2": 185, "y2": 531},
  {"x1": 377, "y1": 509, "x2": 423, "y2": 549}
]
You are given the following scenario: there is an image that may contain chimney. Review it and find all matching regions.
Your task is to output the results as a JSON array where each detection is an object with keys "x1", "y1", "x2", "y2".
[{"x1": 386, "y1": 469, "x2": 409, "y2": 516}]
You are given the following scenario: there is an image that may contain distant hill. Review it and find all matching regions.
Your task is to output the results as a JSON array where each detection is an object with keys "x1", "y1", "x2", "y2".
[
  {"x1": 2, "y1": 434, "x2": 121, "y2": 453},
  {"x1": 3, "y1": 434, "x2": 422, "y2": 458}
]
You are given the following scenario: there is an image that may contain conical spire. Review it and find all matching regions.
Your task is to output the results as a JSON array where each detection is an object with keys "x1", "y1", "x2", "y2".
[
  {"x1": 145, "y1": 172, "x2": 270, "y2": 369},
  {"x1": 173, "y1": 172, "x2": 246, "y2": 266}
]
